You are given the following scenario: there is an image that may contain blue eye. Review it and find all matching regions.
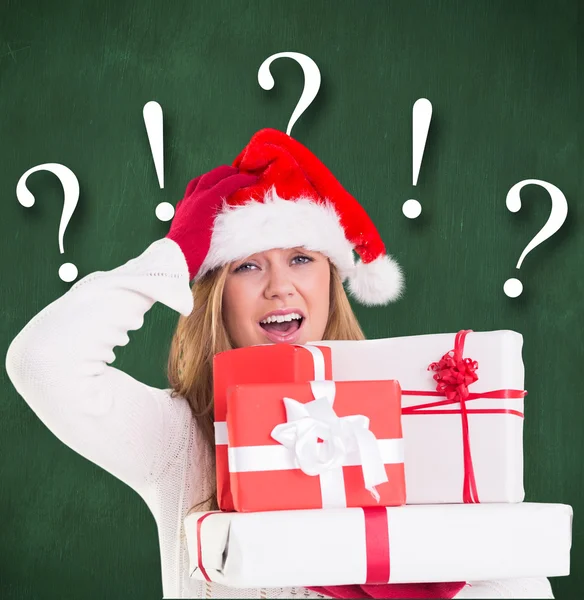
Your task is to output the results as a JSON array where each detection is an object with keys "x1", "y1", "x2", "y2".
[
  {"x1": 234, "y1": 262, "x2": 255, "y2": 273},
  {"x1": 292, "y1": 255, "x2": 313, "y2": 265}
]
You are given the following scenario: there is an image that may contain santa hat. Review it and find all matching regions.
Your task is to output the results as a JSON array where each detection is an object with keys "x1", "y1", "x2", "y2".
[{"x1": 194, "y1": 128, "x2": 404, "y2": 306}]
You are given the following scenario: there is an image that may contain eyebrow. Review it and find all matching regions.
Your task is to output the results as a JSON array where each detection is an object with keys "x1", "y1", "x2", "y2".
[{"x1": 237, "y1": 248, "x2": 315, "y2": 265}]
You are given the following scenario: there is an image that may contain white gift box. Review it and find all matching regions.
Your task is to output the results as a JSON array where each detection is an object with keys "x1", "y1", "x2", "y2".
[
  {"x1": 312, "y1": 330, "x2": 525, "y2": 504},
  {"x1": 185, "y1": 503, "x2": 572, "y2": 588}
]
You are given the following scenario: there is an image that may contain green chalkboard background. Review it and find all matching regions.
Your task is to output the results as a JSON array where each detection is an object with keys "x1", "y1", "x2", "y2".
[{"x1": 1, "y1": 0, "x2": 581, "y2": 598}]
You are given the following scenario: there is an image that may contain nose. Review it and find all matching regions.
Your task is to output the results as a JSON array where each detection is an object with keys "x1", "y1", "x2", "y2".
[{"x1": 263, "y1": 262, "x2": 296, "y2": 300}]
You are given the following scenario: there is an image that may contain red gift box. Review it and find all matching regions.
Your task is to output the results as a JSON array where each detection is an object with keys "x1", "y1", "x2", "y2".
[
  {"x1": 226, "y1": 380, "x2": 405, "y2": 512},
  {"x1": 213, "y1": 344, "x2": 332, "y2": 511}
]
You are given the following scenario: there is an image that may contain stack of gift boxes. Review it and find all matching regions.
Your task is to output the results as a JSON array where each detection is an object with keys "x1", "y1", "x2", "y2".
[{"x1": 184, "y1": 330, "x2": 573, "y2": 589}]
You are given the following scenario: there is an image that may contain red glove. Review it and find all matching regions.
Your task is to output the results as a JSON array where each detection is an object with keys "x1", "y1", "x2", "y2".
[{"x1": 166, "y1": 165, "x2": 258, "y2": 280}]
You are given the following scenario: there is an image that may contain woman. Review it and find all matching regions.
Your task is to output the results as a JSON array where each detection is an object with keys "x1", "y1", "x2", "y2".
[{"x1": 5, "y1": 129, "x2": 554, "y2": 599}]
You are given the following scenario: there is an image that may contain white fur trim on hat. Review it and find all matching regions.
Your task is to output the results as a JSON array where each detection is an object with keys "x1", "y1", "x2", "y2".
[{"x1": 196, "y1": 186, "x2": 355, "y2": 278}]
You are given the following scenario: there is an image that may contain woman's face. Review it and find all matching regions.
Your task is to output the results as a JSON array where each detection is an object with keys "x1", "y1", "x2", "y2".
[{"x1": 222, "y1": 247, "x2": 331, "y2": 348}]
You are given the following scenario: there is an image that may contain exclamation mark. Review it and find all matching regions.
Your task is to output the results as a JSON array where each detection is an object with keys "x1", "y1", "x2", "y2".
[
  {"x1": 143, "y1": 101, "x2": 175, "y2": 221},
  {"x1": 402, "y1": 98, "x2": 432, "y2": 219}
]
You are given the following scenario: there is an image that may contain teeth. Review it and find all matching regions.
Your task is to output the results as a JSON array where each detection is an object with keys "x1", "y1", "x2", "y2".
[{"x1": 260, "y1": 312, "x2": 303, "y2": 324}]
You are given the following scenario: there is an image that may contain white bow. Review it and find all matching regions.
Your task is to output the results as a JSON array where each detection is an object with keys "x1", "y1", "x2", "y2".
[{"x1": 270, "y1": 395, "x2": 389, "y2": 501}]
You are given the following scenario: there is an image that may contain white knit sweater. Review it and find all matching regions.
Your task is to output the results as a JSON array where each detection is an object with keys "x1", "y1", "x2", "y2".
[{"x1": 5, "y1": 237, "x2": 555, "y2": 599}]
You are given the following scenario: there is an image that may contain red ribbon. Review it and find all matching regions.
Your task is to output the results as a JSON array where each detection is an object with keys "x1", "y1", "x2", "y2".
[
  {"x1": 196, "y1": 512, "x2": 215, "y2": 582},
  {"x1": 401, "y1": 330, "x2": 526, "y2": 504},
  {"x1": 363, "y1": 507, "x2": 390, "y2": 583}
]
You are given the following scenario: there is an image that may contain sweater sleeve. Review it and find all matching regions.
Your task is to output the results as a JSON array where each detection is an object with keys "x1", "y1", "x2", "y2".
[{"x1": 5, "y1": 238, "x2": 195, "y2": 494}]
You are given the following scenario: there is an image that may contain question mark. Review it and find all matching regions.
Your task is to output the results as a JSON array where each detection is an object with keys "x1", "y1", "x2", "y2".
[
  {"x1": 258, "y1": 52, "x2": 321, "y2": 136},
  {"x1": 504, "y1": 178, "x2": 568, "y2": 297},
  {"x1": 16, "y1": 163, "x2": 80, "y2": 282}
]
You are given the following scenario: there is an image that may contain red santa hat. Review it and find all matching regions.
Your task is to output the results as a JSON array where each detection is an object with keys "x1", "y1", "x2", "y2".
[{"x1": 194, "y1": 128, "x2": 404, "y2": 306}]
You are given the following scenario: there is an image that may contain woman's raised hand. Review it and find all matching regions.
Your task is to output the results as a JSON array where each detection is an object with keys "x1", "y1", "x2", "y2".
[{"x1": 166, "y1": 165, "x2": 258, "y2": 280}]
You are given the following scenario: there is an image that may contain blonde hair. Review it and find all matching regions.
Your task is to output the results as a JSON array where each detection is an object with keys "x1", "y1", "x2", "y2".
[{"x1": 167, "y1": 260, "x2": 366, "y2": 509}]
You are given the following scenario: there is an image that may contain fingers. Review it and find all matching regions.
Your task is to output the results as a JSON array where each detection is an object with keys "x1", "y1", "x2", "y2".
[
  {"x1": 211, "y1": 172, "x2": 259, "y2": 203},
  {"x1": 183, "y1": 174, "x2": 204, "y2": 198},
  {"x1": 177, "y1": 168, "x2": 259, "y2": 218},
  {"x1": 195, "y1": 165, "x2": 239, "y2": 193}
]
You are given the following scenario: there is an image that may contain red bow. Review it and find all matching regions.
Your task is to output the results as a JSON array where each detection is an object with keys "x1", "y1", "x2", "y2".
[{"x1": 428, "y1": 331, "x2": 479, "y2": 403}]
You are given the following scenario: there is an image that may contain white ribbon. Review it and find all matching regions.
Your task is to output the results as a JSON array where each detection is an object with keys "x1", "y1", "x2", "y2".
[{"x1": 270, "y1": 391, "x2": 389, "y2": 502}]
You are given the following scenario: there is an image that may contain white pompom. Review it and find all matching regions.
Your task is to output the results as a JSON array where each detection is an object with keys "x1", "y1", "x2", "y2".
[{"x1": 346, "y1": 255, "x2": 405, "y2": 306}]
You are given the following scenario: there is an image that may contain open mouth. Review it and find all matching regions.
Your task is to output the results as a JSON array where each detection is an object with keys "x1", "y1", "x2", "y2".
[{"x1": 258, "y1": 314, "x2": 305, "y2": 343}]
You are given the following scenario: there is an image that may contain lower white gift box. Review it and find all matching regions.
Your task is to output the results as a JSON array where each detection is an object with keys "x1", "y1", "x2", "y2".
[
  {"x1": 184, "y1": 503, "x2": 572, "y2": 588},
  {"x1": 312, "y1": 330, "x2": 526, "y2": 504}
]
